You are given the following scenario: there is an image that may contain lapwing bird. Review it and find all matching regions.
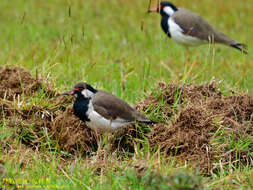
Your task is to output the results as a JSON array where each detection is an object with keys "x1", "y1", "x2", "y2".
[
  {"x1": 62, "y1": 82, "x2": 155, "y2": 133},
  {"x1": 148, "y1": 1, "x2": 247, "y2": 54}
]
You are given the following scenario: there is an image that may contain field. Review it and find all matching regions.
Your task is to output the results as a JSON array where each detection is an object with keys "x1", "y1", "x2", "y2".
[{"x1": 0, "y1": 0, "x2": 253, "y2": 189}]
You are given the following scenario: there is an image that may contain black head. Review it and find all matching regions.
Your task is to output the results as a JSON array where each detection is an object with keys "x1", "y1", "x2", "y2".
[
  {"x1": 62, "y1": 82, "x2": 97, "y2": 99},
  {"x1": 148, "y1": 1, "x2": 178, "y2": 17}
]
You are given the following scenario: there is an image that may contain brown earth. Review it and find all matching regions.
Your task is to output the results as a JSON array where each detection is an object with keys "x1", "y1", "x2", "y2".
[
  {"x1": 0, "y1": 66, "x2": 98, "y2": 155},
  {"x1": 0, "y1": 66, "x2": 56, "y2": 100},
  {"x1": 0, "y1": 66, "x2": 252, "y2": 174},
  {"x1": 52, "y1": 105, "x2": 98, "y2": 154},
  {"x1": 139, "y1": 82, "x2": 253, "y2": 174}
]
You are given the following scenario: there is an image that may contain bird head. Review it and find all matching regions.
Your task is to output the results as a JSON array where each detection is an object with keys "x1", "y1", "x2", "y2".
[
  {"x1": 62, "y1": 82, "x2": 97, "y2": 99},
  {"x1": 148, "y1": 1, "x2": 178, "y2": 17}
]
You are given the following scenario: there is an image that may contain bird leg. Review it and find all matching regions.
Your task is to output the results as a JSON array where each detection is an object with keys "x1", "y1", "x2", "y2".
[
  {"x1": 184, "y1": 46, "x2": 191, "y2": 63},
  {"x1": 106, "y1": 120, "x2": 113, "y2": 150},
  {"x1": 95, "y1": 130, "x2": 103, "y2": 152},
  {"x1": 109, "y1": 119, "x2": 112, "y2": 128}
]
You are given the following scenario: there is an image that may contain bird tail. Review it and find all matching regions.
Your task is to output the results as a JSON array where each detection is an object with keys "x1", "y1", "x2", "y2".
[
  {"x1": 230, "y1": 43, "x2": 248, "y2": 54},
  {"x1": 138, "y1": 119, "x2": 157, "y2": 124},
  {"x1": 134, "y1": 111, "x2": 157, "y2": 124}
]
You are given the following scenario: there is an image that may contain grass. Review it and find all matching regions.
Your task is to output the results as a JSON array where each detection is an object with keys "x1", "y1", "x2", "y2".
[{"x1": 0, "y1": 0, "x2": 252, "y2": 189}]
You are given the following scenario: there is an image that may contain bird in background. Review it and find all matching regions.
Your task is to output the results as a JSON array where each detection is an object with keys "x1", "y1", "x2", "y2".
[
  {"x1": 148, "y1": 1, "x2": 248, "y2": 54},
  {"x1": 62, "y1": 82, "x2": 156, "y2": 134}
]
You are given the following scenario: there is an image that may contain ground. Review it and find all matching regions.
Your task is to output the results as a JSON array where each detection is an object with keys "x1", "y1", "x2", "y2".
[{"x1": 0, "y1": 0, "x2": 252, "y2": 189}]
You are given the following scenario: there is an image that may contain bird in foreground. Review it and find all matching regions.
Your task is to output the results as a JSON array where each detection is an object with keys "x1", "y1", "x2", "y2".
[
  {"x1": 62, "y1": 82, "x2": 155, "y2": 133},
  {"x1": 148, "y1": 1, "x2": 247, "y2": 54}
]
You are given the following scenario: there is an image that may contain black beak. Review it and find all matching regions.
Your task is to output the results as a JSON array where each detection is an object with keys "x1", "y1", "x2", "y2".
[{"x1": 62, "y1": 90, "x2": 74, "y2": 96}]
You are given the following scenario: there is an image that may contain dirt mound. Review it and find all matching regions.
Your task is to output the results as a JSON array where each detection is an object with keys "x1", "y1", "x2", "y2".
[
  {"x1": 1, "y1": 66, "x2": 252, "y2": 174},
  {"x1": 140, "y1": 82, "x2": 253, "y2": 174},
  {"x1": 136, "y1": 82, "x2": 222, "y2": 120},
  {"x1": 0, "y1": 66, "x2": 56, "y2": 100},
  {"x1": 0, "y1": 66, "x2": 97, "y2": 156},
  {"x1": 1, "y1": 96, "x2": 95, "y2": 155},
  {"x1": 1, "y1": 98, "x2": 56, "y2": 149},
  {"x1": 52, "y1": 105, "x2": 98, "y2": 154},
  {"x1": 149, "y1": 106, "x2": 213, "y2": 173},
  {"x1": 110, "y1": 124, "x2": 151, "y2": 154}
]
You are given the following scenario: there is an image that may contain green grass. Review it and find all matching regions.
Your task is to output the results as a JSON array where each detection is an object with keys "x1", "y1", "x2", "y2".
[{"x1": 0, "y1": 0, "x2": 253, "y2": 189}]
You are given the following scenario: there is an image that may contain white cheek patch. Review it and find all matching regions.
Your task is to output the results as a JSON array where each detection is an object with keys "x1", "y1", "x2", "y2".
[
  {"x1": 81, "y1": 89, "x2": 94, "y2": 98},
  {"x1": 163, "y1": 6, "x2": 175, "y2": 16}
]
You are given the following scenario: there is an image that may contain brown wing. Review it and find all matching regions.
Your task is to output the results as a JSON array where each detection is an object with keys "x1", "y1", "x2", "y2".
[
  {"x1": 92, "y1": 91, "x2": 138, "y2": 121},
  {"x1": 172, "y1": 8, "x2": 235, "y2": 44}
]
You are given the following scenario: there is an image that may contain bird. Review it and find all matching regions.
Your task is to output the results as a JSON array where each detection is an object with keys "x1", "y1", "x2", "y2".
[
  {"x1": 62, "y1": 82, "x2": 156, "y2": 133},
  {"x1": 148, "y1": 1, "x2": 247, "y2": 54}
]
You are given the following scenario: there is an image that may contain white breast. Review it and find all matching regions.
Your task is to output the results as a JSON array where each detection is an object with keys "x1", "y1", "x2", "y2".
[
  {"x1": 168, "y1": 18, "x2": 206, "y2": 46},
  {"x1": 86, "y1": 101, "x2": 132, "y2": 132}
]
